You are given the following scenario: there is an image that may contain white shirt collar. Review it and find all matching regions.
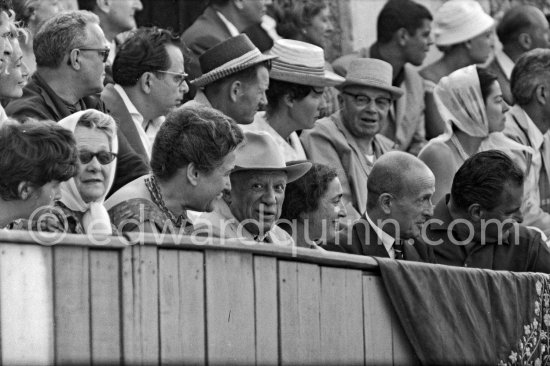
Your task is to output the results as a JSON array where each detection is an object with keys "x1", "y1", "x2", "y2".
[
  {"x1": 216, "y1": 11, "x2": 240, "y2": 37},
  {"x1": 365, "y1": 212, "x2": 395, "y2": 259},
  {"x1": 495, "y1": 49, "x2": 515, "y2": 80}
]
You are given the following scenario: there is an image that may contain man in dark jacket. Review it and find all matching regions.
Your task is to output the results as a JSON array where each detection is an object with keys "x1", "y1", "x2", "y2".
[{"x1": 5, "y1": 10, "x2": 149, "y2": 195}]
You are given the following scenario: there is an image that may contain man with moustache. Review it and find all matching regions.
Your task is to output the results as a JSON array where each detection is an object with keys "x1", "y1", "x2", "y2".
[
  {"x1": 425, "y1": 150, "x2": 550, "y2": 272},
  {"x1": 325, "y1": 151, "x2": 436, "y2": 262},
  {"x1": 301, "y1": 58, "x2": 401, "y2": 219}
]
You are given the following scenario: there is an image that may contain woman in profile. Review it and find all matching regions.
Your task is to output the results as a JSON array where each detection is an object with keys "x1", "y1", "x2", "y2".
[
  {"x1": 280, "y1": 162, "x2": 347, "y2": 249},
  {"x1": 0, "y1": 120, "x2": 78, "y2": 231},
  {"x1": 105, "y1": 106, "x2": 243, "y2": 234}
]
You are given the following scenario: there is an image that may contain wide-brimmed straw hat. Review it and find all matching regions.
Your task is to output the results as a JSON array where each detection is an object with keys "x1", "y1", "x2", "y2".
[
  {"x1": 232, "y1": 131, "x2": 311, "y2": 182},
  {"x1": 337, "y1": 58, "x2": 404, "y2": 99},
  {"x1": 191, "y1": 34, "x2": 277, "y2": 88},
  {"x1": 433, "y1": 0, "x2": 494, "y2": 47},
  {"x1": 269, "y1": 39, "x2": 344, "y2": 87}
]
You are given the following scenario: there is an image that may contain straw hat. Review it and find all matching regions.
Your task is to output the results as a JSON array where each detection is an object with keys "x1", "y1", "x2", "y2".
[
  {"x1": 232, "y1": 131, "x2": 312, "y2": 182},
  {"x1": 269, "y1": 39, "x2": 344, "y2": 87},
  {"x1": 337, "y1": 58, "x2": 403, "y2": 99},
  {"x1": 433, "y1": 0, "x2": 495, "y2": 47},
  {"x1": 191, "y1": 34, "x2": 277, "y2": 87}
]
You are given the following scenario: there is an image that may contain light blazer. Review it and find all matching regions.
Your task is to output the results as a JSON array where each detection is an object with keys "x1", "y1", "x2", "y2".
[
  {"x1": 300, "y1": 111, "x2": 394, "y2": 219},
  {"x1": 101, "y1": 84, "x2": 149, "y2": 163},
  {"x1": 331, "y1": 46, "x2": 427, "y2": 155}
]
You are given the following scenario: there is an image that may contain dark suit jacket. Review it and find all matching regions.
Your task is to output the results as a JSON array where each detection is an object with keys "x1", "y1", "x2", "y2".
[
  {"x1": 182, "y1": 6, "x2": 232, "y2": 57},
  {"x1": 485, "y1": 58, "x2": 513, "y2": 106},
  {"x1": 324, "y1": 216, "x2": 436, "y2": 263},
  {"x1": 101, "y1": 84, "x2": 149, "y2": 163},
  {"x1": 5, "y1": 72, "x2": 150, "y2": 196}
]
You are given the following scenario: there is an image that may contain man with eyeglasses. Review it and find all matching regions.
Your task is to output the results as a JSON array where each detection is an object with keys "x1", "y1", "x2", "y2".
[
  {"x1": 5, "y1": 10, "x2": 149, "y2": 195},
  {"x1": 102, "y1": 27, "x2": 189, "y2": 162},
  {"x1": 301, "y1": 58, "x2": 403, "y2": 220}
]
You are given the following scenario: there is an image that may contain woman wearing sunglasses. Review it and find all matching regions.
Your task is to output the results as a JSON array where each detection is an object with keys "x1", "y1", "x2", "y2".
[{"x1": 57, "y1": 109, "x2": 118, "y2": 235}]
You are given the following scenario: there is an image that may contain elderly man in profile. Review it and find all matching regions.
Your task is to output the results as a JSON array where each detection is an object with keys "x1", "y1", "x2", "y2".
[
  {"x1": 425, "y1": 150, "x2": 550, "y2": 272},
  {"x1": 184, "y1": 34, "x2": 276, "y2": 125},
  {"x1": 326, "y1": 151, "x2": 436, "y2": 262},
  {"x1": 486, "y1": 5, "x2": 550, "y2": 105},
  {"x1": 5, "y1": 10, "x2": 149, "y2": 194},
  {"x1": 301, "y1": 58, "x2": 401, "y2": 219},
  {"x1": 196, "y1": 131, "x2": 311, "y2": 244}
]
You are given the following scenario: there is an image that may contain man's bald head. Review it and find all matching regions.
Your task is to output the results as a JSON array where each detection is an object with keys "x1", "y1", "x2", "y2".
[
  {"x1": 497, "y1": 5, "x2": 550, "y2": 48},
  {"x1": 367, "y1": 151, "x2": 434, "y2": 209}
]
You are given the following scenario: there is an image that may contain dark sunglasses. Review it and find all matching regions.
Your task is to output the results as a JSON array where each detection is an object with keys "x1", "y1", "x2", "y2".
[{"x1": 79, "y1": 150, "x2": 117, "y2": 165}]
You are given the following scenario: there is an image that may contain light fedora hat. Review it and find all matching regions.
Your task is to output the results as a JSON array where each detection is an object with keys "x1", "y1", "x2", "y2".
[
  {"x1": 338, "y1": 58, "x2": 404, "y2": 99},
  {"x1": 433, "y1": 0, "x2": 494, "y2": 47},
  {"x1": 233, "y1": 131, "x2": 312, "y2": 182},
  {"x1": 192, "y1": 34, "x2": 277, "y2": 88},
  {"x1": 269, "y1": 39, "x2": 344, "y2": 87}
]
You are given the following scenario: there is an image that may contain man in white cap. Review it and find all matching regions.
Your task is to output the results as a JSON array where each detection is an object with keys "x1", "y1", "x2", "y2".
[
  {"x1": 196, "y1": 131, "x2": 311, "y2": 244},
  {"x1": 301, "y1": 58, "x2": 403, "y2": 220},
  {"x1": 487, "y1": 5, "x2": 550, "y2": 105},
  {"x1": 184, "y1": 34, "x2": 276, "y2": 125},
  {"x1": 332, "y1": 0, "x2": 432, "y2": 155},
  {"x1": 242, "y1": 38, "x2": 344, "y2": 161}
]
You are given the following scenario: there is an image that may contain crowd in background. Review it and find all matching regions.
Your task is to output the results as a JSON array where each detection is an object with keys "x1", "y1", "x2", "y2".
[{"x1": 1, "y1": 0, "x2": 550, "y2": 274}]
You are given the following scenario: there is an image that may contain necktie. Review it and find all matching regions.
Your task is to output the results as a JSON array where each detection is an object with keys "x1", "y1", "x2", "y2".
[{"x1": 393, "y1": 239, "x2": 405, "y2": 260}]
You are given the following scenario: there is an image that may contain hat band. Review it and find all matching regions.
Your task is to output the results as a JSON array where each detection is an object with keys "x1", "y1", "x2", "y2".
[
  {"x1": 202, "y1": 49, "x2": 263, "y2": 77},
  {"x1": 271, "y1": 60, "x2": 326, "y2": 77}
]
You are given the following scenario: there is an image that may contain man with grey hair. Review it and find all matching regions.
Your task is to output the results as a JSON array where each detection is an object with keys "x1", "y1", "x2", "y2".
[
  {"x1": 5, "y1": 10, "x2": 149, "y2": 194},
  {"x1": 503, "y1": 48, "x2": 550, "y2": 237},
  {"x1": 486, "y1": 5, "x2": 550, "y2": 105},
  {"x1": 326, "y1": 151, "x2": 436, "y2": 262}
]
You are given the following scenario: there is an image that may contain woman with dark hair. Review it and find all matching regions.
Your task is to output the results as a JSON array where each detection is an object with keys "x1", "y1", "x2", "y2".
[
  {"x1": 280, "y1": 162, "x2": 347, "y2": 248},
  {"x1": 419, "y1": 66, "x2": 529, "y2": 204},
  {"x1": 105, "y1": 105, "x2": 244, "y2": 234},
  {"x1": 0, "y1": 119, "x2": 78, "y2": 230},
  {"x1": 57, "y1": 109, "x2": 118, "y2": 235}
]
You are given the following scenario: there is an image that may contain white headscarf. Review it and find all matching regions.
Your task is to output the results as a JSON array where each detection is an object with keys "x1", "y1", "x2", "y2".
[
  {"x1": 433, "y1": 65, "x2": 533, "y2": 165},
  {"x1": 58, "y1": 110, "x2": 118, "y2": 235}
]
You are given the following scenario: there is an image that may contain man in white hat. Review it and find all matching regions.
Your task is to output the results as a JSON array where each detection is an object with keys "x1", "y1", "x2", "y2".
[
  {"x1": 184, "y1": 34, "x2": 276, "y2": 125},
  {"x1": 301, "y1": 58, "x2": 403, "y2": 220},
  {"x1": 242, "y1": 38, "x2": 344, "y2": 161},
  {"x1": 196, "y1": 131, "x2": 311, "y2": 244},
  {"x1": 487, "y1": 5, "x2": 550, "y2": 105},
  {"x1": 331, "y1": 0, "x2": 432, "y2": 156}
]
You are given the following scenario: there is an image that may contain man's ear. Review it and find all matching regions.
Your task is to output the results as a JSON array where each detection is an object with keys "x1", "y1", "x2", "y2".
[
  {"x1": 378, "y1": 193, "x2": 393, "y2": 215},
  {"x1": 467, "y1": 203, "x2": 483, "y2": 223},
  {"x1": 17, "y1": 181, "x2": 35, "y2": 201},
  {"x1": 139, "y1": 72, "x2": 154, "y2": 94},
  {"x1": 517, "y1": 32, "x2": 532, "y2": 51},
  {"x1": 229, "y1": 80, "x2": 242, "y2": 103},
  {"x1": 283, "y1": 93, "x2": 294, "y2": 108},
  {"x1": 67, "y1": 48, "x2": 81, "y2": 70},
  {"x1": 96, "y1": 0, "x2": 111, "y2": 13},
  {"x1": 535, "y1": 83, "x2": 547, "y2": 105},
  {"x1": 396, "y1": 28, "x2": 409, "y2": 47},
  {"x1": 186, "y1": 162, "x2": 200, "y2": 186}
]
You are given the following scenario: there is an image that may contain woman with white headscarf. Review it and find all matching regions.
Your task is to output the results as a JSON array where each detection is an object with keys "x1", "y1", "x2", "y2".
[
  {"x1": 420, "y1": 0, "x2": 495, "y2": 139},
  {"x1": 419, "y1": 65, "x2": 531, "y2": 205},
  {"x1": 57, "y1": 109, "x2": 118, "y2": 235}
]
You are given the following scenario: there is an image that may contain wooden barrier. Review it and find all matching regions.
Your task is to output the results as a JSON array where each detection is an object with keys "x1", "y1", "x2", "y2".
[{"x1": 0, "y1": 230, "x2": 417, "y2": 365}]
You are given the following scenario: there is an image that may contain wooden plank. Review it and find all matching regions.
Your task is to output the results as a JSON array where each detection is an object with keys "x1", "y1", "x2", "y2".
[
  {"x1": 53, "y1": 246, "x2": 91, "y2": 364},
  {"x1": 363, "y1": 275, "x2": 393, "y2": 365},
  {"x1": 253, "y1": 256, "x2": 278, "y2": 365},
  {"x1": 121, "y1": 245, "x2": 159, "y2": 364},
  {"x1": 0, "y1": 244, "x2": 54, "y2": 365},
  {"x1": 205, "y1": 251, "x2": 255, "y2": 364},
  {"x1": 279, "y1": 261, "x2": 322, "y2": 365},
  {"x1": 320, "y1": 267, "x2": 364, "y2": 365},
  {"x1": 90, "y1": 250, "x2": 121, "y2": 364},
  {"x1": 159, "y1": 250, "x2": 206, "y2": 364}
]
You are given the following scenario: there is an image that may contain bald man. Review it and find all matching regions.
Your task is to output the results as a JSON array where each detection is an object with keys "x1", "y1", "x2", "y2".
[
  {"x1": 326, "y1": 151, "x2": 436, "y2": 262},
  {"x1": 487, "y1": 5, "x2": 550, "y2": 105}
]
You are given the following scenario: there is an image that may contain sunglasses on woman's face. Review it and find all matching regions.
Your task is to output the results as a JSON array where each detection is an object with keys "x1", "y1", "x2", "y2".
[{"x1": 78, "y1": 150, "x2": 117, "y2": 165}]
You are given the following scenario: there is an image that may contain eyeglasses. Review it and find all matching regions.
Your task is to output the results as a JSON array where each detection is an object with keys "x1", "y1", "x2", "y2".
[
  {"x1": 75, "y1": 47, "x2": 111, "y2": 63},
  {"x1": 342, "y1": 91, "x2": 392, "y2": 109},
  {"x1": 155, "y1": 70, "x2": 189, "y2": 87},
  {"x1": 79, "y1": 150, "x2": 117, "y2": 165}
]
